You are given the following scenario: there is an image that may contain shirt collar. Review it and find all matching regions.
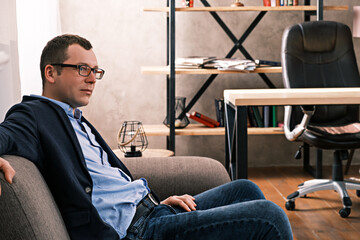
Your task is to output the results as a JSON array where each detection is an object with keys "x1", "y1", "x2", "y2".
[{"x1": 30, "y1": 94, "x2": 82, "y2": 120}]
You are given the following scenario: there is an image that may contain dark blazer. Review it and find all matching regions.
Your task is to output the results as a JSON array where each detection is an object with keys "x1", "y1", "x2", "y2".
[{"x1": 0, "y1": 96, "x2": 132, "y2": 239}]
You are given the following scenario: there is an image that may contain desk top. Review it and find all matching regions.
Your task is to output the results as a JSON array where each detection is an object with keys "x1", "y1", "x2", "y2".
[{"x1": 224, "y1": 88, "x2": 360, "y2": 106}]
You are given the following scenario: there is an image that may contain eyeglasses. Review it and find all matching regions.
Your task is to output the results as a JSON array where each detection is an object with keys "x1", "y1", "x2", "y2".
[{"x1": 51, "y1": 63, "x2": 105, "y2": 80}]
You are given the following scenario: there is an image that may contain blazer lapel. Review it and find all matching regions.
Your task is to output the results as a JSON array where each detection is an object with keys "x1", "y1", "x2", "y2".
[{"x1": 45, "y1": 101, "x2": 90, "y2": 175}]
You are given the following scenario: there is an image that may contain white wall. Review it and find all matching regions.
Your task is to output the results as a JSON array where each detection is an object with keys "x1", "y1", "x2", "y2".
[
  {"x1": 0, "y1": 0, "x2": 21, "y2": 120},
  {"x1": 16, "y1": 0, "x2": 61, "y2": 96}
]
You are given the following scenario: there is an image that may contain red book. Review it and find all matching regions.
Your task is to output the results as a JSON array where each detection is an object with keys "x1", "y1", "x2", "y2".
[
  {"x1": 263, "y1": 0, "x2": 271, "y2": 6},
  {"x1": 186, "y1": 112, "x2": 220, "y2": 128}
]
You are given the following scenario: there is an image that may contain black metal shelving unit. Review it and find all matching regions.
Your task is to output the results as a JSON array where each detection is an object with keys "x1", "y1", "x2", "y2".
[{"x1": 164, "y1": 0, "x2": 324, "y2": 154}]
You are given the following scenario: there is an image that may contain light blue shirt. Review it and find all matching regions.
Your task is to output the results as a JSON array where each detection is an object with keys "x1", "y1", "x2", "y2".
[{"x1": 32, "y1": 95, "x2": 149, "y2": 239}]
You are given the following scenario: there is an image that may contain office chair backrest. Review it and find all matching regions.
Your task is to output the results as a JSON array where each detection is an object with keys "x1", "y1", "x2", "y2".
[{"x1": 281, "y1": 21, "x2": 360, "y2": 129}]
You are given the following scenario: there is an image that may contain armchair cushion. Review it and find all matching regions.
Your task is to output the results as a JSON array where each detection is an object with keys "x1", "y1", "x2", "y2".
[{"x1": 0, "y1": 155, "x2": 230, "y2": 239}]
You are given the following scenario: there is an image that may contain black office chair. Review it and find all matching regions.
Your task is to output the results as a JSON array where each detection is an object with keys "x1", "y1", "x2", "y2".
[{"x1": 281, "y1": 21, "x2": 360, "y2": 218}]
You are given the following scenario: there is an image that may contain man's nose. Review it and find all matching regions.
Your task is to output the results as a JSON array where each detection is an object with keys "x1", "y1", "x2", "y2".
[{"x1": 86, "y1": 71, "x2": 97, "y2": 83}]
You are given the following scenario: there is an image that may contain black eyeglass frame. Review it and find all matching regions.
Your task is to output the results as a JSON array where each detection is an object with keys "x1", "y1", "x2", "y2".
[{"x1": 50, "y1": 63, "x2": 105, "y2": 80}]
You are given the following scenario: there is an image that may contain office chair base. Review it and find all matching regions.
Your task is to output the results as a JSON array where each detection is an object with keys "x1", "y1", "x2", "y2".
[{"x1": 286, "y1": 179, "x2": 360, "y2": 217}]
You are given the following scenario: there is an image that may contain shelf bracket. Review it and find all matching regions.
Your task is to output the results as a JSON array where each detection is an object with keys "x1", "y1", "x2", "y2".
[{"x1": 200, "y1": 0, "x2": 275, "y2": 89}]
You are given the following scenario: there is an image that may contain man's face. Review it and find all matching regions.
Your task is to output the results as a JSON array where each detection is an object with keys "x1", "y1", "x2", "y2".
[{"x1": 47, "y1": 44, "x2": 98, "y2": 108}]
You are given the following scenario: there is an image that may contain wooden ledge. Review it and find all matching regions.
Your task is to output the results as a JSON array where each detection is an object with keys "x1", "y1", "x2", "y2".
[
  {"x1": 141, "y1": 66, "x2": 282, "y2": 75},
  {"x1": 143, "y1": 124, "x2": 284, "y2": 136}
]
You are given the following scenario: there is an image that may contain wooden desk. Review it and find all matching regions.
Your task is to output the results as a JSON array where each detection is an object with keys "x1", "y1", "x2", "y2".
[{"x1": 224, "y1": 88, "x2": 360, "y2": 180}]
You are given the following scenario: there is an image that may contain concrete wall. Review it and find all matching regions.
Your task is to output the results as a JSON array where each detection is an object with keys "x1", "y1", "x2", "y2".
[{"x1": 59, "y1": 0, "x2": 360, "y2": 167}]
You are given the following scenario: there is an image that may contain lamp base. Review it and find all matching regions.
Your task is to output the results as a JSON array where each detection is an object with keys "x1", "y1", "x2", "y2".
[
  {"x1": 231, "y1": 2, "x2": 244, "y2": 7},
  {"x1": 124, "y1": 151, "x2": 142, "y2": 158}
]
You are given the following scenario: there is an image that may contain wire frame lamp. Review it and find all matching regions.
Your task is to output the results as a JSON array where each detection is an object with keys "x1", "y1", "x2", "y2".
[
  {"x1": 163, "y1": 96, "x2": 190, "y2": 129},
  {"x1": 117, "y1": 121, "x2": 148, "y2": 157}
]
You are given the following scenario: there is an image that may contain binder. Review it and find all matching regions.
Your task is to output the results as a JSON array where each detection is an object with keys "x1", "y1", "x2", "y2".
[{"x1": 187, "y1": 112, "x2": 220, "y2": 128}]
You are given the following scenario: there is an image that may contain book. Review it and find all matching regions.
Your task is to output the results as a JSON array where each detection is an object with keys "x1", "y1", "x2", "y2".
[
  {"x1": 175, "y1": 64, "x2": 203, "y2": 69},
  {"x1": 182, "y1": 0, "x2": 193, "y2": 8},
  {"x1": 214, "y1": 98, "x2": 224, "y2": 127},
  {"x1": 272, "y1": 106, "x2": 277, "y2": 127},
  {"x1": 263, "y1": 0, "x2": 271, "y2": 6},
  {"x1": 186, "y1": 112, "x2": 220, "y2": 128},
  {"x1": 213, "y1": 58, "x2": 256, "y2": 71},
  {"x1": 263, "y1": 106, "x2": 270, "y2": 128},
  {"x1": 255, "y1": 59, "x2": 281, "y2": 66},
  {"x1": 194, "y1": 112, "x2": 220, "y2": 127},
  {"x1": 175, "y1": 56, "x2": 216, "y2": 69},
  {"x1": 252, "y1": 106, "x2": 264, "y2": 127},
  {"x1": 175, "y1": 56, "x2": 216, "y2": 65},
  {"x1": 247, "y1": 107, "x2": 258, "y2": 127},
  {"x1": 269, "y1": 106, "x2": 277, "y2": 127}
]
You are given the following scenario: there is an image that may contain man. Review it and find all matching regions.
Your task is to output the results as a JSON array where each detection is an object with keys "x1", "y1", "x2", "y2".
[{"x1": 0, "y1": 34, "x2": 293, "y2": 240}]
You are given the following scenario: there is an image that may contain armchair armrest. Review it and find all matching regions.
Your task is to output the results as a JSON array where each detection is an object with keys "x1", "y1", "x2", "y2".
[
  {"x1": 122, "y1": 156, "x2": 231, "y2": 200},
  {"x1": 0, "y1": 155, "x2": 70, "y2": 240},
  {"x1": 284, "y1": 105, "x2": 315, "y2": 141}
]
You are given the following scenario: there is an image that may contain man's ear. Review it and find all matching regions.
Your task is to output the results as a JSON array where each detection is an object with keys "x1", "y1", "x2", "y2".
[{"x1": 44, "y1": 65, "x2": 57, "y2": 84}]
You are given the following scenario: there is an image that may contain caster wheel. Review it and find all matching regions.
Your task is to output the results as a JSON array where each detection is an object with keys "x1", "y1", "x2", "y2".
[
  {"x1": 285, "y1": 201, "x2": 295, "y2": 210},
  {"x1": 356, "y1": 190, "x2": 360, "y2": 197},
  {"x1": 339, "y1": 208, "x2": 351, "y2": 218},
  {"x1": 301, "y1": 194, "x2": 307, "y2": 198}
]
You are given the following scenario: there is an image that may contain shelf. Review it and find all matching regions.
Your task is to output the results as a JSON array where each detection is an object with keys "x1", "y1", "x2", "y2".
[
  {"x1": 144, "y1": 5, "x2": 348, "y2": 12},
  {"x1": 144, "y1": 124, "x2": 284, "y2": 136},
  {"x1": 141, "y1": 66, "x2": 282, "y2": 75},
  {"x1": 143, "y1": 1, "x2": 341, "y2": 153}
]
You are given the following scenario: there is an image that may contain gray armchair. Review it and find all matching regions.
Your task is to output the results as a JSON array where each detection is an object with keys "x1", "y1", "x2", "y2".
[{"x1": 0, "y1": 155, "x2": 230, "y2": 240}]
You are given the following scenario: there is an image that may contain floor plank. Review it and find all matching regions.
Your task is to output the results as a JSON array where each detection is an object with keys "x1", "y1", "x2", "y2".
[{"x1": 249, "y1": 165, "x2": 360, "y2": 240}]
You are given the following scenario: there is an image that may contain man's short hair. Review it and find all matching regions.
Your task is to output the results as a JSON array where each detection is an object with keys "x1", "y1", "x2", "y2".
[{"x1": 40, "y1": 34, "x2": 93, "y2": 87}]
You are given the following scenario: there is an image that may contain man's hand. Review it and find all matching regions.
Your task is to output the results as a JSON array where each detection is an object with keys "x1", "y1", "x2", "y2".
[
  {"x1": 0, "y1": 157, "x2": 16, "y2": 196},
  {"x1": 160, "y1": 194, "x2": 197, "y2": 212}
]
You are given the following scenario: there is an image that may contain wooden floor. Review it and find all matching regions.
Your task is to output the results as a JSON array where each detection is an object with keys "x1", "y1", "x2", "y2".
[{"x1": 248, "y1": 165, "x2": 360, "y2": 240}]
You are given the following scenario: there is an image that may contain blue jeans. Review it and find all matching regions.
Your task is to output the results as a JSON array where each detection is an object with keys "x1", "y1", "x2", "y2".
[{"x1": 125, "y1": 180, "x2": 293, "y2": 240}]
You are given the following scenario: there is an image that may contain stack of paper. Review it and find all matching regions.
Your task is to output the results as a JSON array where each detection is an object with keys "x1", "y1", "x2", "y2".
[
  {"x1": 175, "y1": 56, "x2": 216, "y2": 69},
  {"x1": 212, "y1": 58, "x2": 256, "y2": 71}
]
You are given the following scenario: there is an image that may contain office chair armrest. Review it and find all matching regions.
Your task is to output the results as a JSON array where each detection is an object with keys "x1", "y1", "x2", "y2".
[{"x1": 284, "y1": 105, "x2": 315, "y2": 141}]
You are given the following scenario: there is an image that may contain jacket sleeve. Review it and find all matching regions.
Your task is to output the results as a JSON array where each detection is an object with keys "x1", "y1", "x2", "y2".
[{"x1": 0, "y1": 103, "x2": 41, "y2": 164}]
